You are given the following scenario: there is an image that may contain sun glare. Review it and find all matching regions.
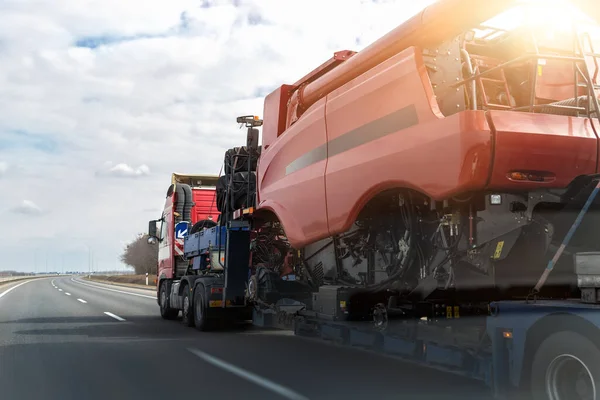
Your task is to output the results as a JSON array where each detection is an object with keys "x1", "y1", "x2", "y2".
[
  {"x1": 480, "y1": 0, "x2": 598, "y2": 38},
  {"x1": 520, "y1": 0, "x2": 590, "y2": 31}
]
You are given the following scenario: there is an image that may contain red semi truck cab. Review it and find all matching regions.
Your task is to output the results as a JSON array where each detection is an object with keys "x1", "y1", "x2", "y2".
[{"x1": 155, "y1": 173, "x2": 220, "y2": 287}]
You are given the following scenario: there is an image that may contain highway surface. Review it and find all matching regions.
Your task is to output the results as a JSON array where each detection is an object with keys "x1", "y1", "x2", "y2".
[{"x1": 0, "y1": 276, "x2": 492, "y2": 400}]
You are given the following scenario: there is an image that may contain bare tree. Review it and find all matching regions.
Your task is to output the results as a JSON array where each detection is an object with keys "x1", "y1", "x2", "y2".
[{"x1": 120, "y1": 234, "x2": 158, "y2": 275}]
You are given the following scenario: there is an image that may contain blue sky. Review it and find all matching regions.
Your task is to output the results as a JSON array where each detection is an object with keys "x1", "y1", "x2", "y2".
[
  {"x1": 0, "y1": 0, "x2": 434, "y2": 273},
  {"x1": 0, "y1": 130, "x2": 61, "y2": 153}
]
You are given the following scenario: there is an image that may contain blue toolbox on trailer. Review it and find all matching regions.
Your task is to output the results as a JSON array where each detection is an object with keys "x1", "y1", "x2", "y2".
[{"x1": 184, "y1": 226, "x2": 227, "y2": 257}]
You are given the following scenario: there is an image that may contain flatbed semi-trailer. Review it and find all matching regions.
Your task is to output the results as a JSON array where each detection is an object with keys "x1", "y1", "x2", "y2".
[
  {"x1": 287, "y1": 299, "x2": 600, "y2": 399},
  {"x1": 149, "y1": 197, "x2": 600, "y2": 400},
  {"x1": 152, "y1": 219, "x2": 600, "y2": 399},
  {"x1": 147, "y1": 115, "x2": 600, "y2": 400}
]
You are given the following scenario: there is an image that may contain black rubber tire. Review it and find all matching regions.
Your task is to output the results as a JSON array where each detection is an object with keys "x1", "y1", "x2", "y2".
[
  {"x1": 190, "y1": 219, "x2": 217, "y2": 235},
  {"x1": 181, "y1": 286, "x2": 194, "y2": 327},
  {"x1": 159, "y1": 282, "x2": 179, "y2": 320},
  {"x1": 193, "y1": 285, "x2": 212, "y2": 331},
  {"x1": 230, "y1": 171, "x2": 257, "y2": 210},
  {"x1": 530, "y1": 331, "x2": 600, "y2": 400},
  {"x1": 216, "y1": 175, "x2": 228, "y2": 213},
  {"x1": 224, "y1": 146, "x2": 258, "y2": 175}
]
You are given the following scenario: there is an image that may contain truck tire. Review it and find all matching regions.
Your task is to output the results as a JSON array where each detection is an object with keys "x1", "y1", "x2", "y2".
[
  {"x1": 190, "y1": 219, "x2": 217, "y2": 235},
  {"x1": 193, "y1": 285, "x2": 212, "y2": 331},
  {"x1": 530, "y1": 331, "x2": 600, "y2": 400},
  {"x1": 181, "y1": 286, "x2": 194, "y2": 327},
  {"x1": 159, "y1": 282, "x2": 178, "y2": 320}
]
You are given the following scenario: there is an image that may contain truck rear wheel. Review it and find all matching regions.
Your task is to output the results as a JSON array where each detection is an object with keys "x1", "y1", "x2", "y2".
[
  {"x1": 159, "y1": 282, "x2": 178, "y2": 320},
  {"x1": 531, "y1": 331, "x2": 600, "y2": 400},
  {"x1": 181, "y1": 286, "x2": 194, "y2": 327},
  {"x1": 193, "y1": 286, "x2": 212, "y2": 331}
]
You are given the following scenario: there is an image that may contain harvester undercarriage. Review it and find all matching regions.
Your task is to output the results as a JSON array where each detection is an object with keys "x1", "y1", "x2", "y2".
[{"x1": 243, "y1": 176, "x2": 600, "y2": 312}]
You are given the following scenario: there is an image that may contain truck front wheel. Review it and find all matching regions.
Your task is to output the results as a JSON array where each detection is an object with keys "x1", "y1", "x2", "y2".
[
  {"x1": 531, "y1": 331, "x2": 600, "y2": 400},
  {"x1": 159, "y1": 282, "x2": 178, "y2": 320}
]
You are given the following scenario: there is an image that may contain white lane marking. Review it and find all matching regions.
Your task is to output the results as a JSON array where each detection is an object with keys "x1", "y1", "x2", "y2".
[
  {"x1": 77, "y1": 299, "x2": 87, "y2": 303},
  {"x1": 242, "y1": 330, "x2": 295, "y2": 336},
  {"x1": 65, "y1": 292, "x2": 71, "y2": 296},
  {"x1": 51, "y1": 279, "x2": 56, "y2": 288},
  {"x1": 58, "y1": 289, "x2": 63, "y2": 292},
  {"x1": 71, "y1": 278, "x2": 156, "y2": 300},
  {"x1": 0, "y1": 279, "x2": 37, "y2": 299},
  {"x1": 188, "y1": 348, "x2": 308, "y2": 400},
  {"x1": 104, "y1": 312, "x2": 126, "y2": 322}
]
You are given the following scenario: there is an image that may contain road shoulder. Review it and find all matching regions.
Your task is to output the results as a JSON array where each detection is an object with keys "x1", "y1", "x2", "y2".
[{"x1": 82, "y1": 276, "x2": 156, "y2": 292}]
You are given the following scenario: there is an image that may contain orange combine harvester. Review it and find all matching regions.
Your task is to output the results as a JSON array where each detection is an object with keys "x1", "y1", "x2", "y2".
[
  {"x1": 155, "y1": 0, "x2": 600, "y2": 322},
  {"x1": 147, "y1": 3, "x2": 600, "y2": 397},
  {"x1": 212, "y1": 0, "x2": 600, "y2": 297},
  {"x1": 146, "y1": 3, "x2": 600, "y2": 396},
  {"x1": 222, "y1": 0, "x2": 600, "y2": 300}
]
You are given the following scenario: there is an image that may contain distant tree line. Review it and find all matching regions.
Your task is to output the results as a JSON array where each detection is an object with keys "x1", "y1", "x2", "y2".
[
  {"x1": 0, "y1": 271, "x2": 32, "y2": 277},
  {"x1": 120, "y1": 234, "x2": 158, "y2": 275}
]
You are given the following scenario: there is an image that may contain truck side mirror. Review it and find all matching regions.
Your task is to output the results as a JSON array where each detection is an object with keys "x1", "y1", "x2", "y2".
[
  {"x1": 247, "y1": 127, "x2": 259, "y2": 151},
  {"x1": 148, "y1": 220, "x2": 158, "y2": 239}
]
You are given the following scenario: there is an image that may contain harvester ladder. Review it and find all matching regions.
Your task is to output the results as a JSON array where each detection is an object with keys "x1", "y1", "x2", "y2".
[
  {"x1": 470, "y1": 56, "x2": 514, "y2": 110},
  {"x1": 574, "y1": 31, "x2": 600, "y2": 120}
]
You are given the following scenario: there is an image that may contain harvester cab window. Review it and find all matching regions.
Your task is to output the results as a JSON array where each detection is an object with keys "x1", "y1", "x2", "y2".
[{"x1": 432, "y1": 0, "x2": 600, "y2": 118}]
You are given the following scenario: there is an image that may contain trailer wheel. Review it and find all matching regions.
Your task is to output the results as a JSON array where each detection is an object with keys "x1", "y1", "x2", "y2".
[
  {"x1": 531, "y1": 331, "x2": 600, "y2": 400},
  {"x1": 159, "y1": 282, "x2": 178, "y2": 320},
  {"x1": 181, "y1": 286, "x2": 194, "y2": 327},
  {"x1": 193, "y1": 286, "x2": 212, "y2": 331}
]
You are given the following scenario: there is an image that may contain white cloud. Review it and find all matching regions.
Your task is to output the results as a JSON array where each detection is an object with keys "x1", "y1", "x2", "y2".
[
  {"x1": 96, "y1": 162, "x2": 150, "y2": 178},
  {"x1": 0, "y1": 0, "x2": 435, "y2": 272},
  {"x1": 11, "y1": 200, "x2": 43, "y2": 215}
]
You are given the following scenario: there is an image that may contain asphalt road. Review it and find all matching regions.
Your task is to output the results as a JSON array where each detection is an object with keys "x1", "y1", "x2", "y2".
[{"x1": 0, "y1": 276, "x2": 493, "y2": 400}]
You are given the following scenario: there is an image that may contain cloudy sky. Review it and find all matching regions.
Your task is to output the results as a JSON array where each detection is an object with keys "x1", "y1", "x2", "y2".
[{"x1": 0, "y1": 0, "x2": 435, "y2": 273}]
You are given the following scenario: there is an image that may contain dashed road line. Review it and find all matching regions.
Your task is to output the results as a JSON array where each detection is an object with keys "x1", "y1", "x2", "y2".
[
  {"x1": 188, "y1": 348, "x2": 308, "y2": 400},
  {"x1": 104, "y1": 312, "x2": 126, "y2": 322},
  {"x1": 58, "y1": 289, "x2": 63, "y2": 292},
  {"x1": 242, "y1": 330, "x2": 295, "y2": 336},
  {"x1": 65, "y1": 292, "x2": 71, "y2": 296},
  {"x1": 77, "y1": 299, "x2": 87, "y2": 303}
]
